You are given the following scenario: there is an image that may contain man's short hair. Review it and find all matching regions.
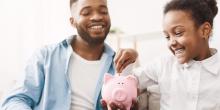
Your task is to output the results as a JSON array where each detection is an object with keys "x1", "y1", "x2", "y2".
[{"x1": 70, "y1": 0, "x2": 78, "y2": 8}]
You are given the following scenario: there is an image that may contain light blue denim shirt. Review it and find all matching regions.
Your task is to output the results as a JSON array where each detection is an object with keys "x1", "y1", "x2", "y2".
[{"x1": 1, "y1": 36, "x2": 115, "y2": 110}]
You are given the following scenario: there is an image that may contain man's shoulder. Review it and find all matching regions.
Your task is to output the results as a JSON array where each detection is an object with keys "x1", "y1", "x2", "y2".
[
  {"x1": 42, "y1": 38, "x2": 69, "y2": 52},
  {"x1": 31, "y1": 38, "x2": 70, "y2": 59}
]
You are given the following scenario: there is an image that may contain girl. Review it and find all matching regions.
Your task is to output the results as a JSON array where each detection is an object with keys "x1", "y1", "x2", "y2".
[{"x1": 114, "y1": 0, "x2": 220, "y2": 109}]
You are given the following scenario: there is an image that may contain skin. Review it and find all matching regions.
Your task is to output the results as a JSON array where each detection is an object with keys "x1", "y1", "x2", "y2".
[
  {"x1": 114, "y1": 49, "x2": 138, "y2": 73},
  {"x1": 162, "y1": 10, "x2": 212, "y2": 64},
  {"x1": 69, "y1": 0, "x2": 111, "y2": 60}
]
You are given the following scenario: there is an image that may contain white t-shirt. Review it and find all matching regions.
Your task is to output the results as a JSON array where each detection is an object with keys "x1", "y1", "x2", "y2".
[
  {"x1": 68, "y1": 51, "x2": 106, "y2": 110},
  {"x1": 134, "y1": 49, "x2": 220, "y2": 110}
]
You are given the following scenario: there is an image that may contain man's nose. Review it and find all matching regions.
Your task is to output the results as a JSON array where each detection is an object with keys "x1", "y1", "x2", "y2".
[{"x1": 90, "y1": 12, "x2": 103, "y2": 21}]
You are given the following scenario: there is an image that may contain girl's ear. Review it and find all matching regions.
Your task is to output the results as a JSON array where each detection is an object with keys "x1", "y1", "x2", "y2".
[{"x1": 200, "y1": 22, "x2": 212, "y2": 40}]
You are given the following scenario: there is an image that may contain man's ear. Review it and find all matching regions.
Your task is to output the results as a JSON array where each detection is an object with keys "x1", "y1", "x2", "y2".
[
  {"x1": 200, "y1": 22, "x2": 212, "y2": 40},
  {"x1": 70, "y1": 17, "x2": 76, "y2": 27}
]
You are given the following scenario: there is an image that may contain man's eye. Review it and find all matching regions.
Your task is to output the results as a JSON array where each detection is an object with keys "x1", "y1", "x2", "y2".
[
  {"x1": 100, "y1": 9, "x2": 108, "y2": 14},
  {"x1": 81, "y1": 10, "x2": 90, "y2": 15}
]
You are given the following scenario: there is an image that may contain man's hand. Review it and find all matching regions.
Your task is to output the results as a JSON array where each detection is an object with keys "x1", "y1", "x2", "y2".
[
  {"x1": 100, "y1": 99, "x2": 108, "y2": 110},
  {"x1": 114, "y1": 49, "x2": 138, "y2": 73},
  {"x1": 100, "y1": 99, "x2": 138, "y2": 110}
]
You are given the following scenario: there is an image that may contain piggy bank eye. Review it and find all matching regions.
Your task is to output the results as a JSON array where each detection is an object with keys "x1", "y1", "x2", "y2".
[
  {"x1": 117, "y1": 82, "x2": 120, "y2": 84},
  {"x1": 121, "y1": 83, "x2": 124, "y2": 85}
]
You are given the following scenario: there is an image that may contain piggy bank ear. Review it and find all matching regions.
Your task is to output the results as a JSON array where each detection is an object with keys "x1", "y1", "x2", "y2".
[
  {"x1": 103, "y1": 73, "x2": 113, "y2": 84},
  {"x1": 125, "y1": 75, "x2": 138, "y2": 85}
]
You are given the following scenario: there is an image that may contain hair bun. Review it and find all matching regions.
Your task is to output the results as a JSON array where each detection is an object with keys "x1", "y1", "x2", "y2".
[{"x1": 203, "y1": 0, "x2": 218, "y2": 17}]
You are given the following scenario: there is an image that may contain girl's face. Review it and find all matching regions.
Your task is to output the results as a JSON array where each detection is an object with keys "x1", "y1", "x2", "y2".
[{"x1": 163, "y1": 10, "x2": 210, "y2": 64}]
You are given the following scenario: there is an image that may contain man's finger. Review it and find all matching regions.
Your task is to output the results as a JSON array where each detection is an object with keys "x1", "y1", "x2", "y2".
[
  {"x1": 100, "y1": 99, "x2": 108, "y2": 110},
  {"x1": 109, "y1": 102, "x2": 117, "y2": 110},
  {"x1": 131, "y1": 99, "x2": 138, "y2": 110}
]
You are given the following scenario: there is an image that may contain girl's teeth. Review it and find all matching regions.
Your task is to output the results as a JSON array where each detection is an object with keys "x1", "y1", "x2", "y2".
[{"x1": 175, "y1": 49, "x2": 184, "y2": 55}]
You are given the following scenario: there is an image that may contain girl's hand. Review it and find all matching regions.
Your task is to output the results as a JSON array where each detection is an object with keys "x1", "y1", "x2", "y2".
[{"x1": 114, "y1": 49, "x2": 138, "y2": 73}]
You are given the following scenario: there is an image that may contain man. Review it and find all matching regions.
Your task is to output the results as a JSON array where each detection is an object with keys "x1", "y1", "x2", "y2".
[{"x1": 0, "y1": 0, "x2": 137, "y2": 109}]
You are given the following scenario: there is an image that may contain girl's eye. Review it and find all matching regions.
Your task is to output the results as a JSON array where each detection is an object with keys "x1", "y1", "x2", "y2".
[
  {"x1": 164, "y1": 35, "x2": 170, "y2": 40},
  {"x1": 175, "y1": 31, "x2": 184, "y2": 37}
]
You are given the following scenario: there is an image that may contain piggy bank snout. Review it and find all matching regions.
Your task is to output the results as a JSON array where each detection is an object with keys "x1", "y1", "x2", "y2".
[{"x1": 112, "y1": 88, "x2": 127, "y2": 102}]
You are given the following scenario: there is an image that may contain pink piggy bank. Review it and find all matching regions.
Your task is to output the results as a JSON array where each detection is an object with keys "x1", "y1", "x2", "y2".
[{"x1": 101, "y1": 73, "x2": 138, "y2": 110}]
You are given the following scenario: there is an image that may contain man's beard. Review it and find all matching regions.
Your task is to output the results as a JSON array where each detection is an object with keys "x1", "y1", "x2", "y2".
[{"x1": 75, "y1": 23, "x2": 110, "y2": 45}]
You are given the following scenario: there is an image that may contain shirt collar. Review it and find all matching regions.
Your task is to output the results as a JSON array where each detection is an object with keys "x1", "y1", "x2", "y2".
[
  {"x1": 200, "y1": 48, "x2": 220, "y2": 75},
  {"x1": 182, "y1": 48, "x2": 220, "y2": 75}
]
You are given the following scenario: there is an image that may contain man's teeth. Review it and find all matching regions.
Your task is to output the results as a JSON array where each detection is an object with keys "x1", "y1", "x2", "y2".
[{"x1": 90, "y1": 25, "x2": 103, "y2": 29}]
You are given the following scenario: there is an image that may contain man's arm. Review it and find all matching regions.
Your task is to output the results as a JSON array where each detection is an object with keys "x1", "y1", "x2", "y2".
[
  {"x1": 1, "y1": 48, "x2": 46, "y2": 110},
  {"x1": 2, "y1": 96, "x2": 34, "y2": 110}
]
